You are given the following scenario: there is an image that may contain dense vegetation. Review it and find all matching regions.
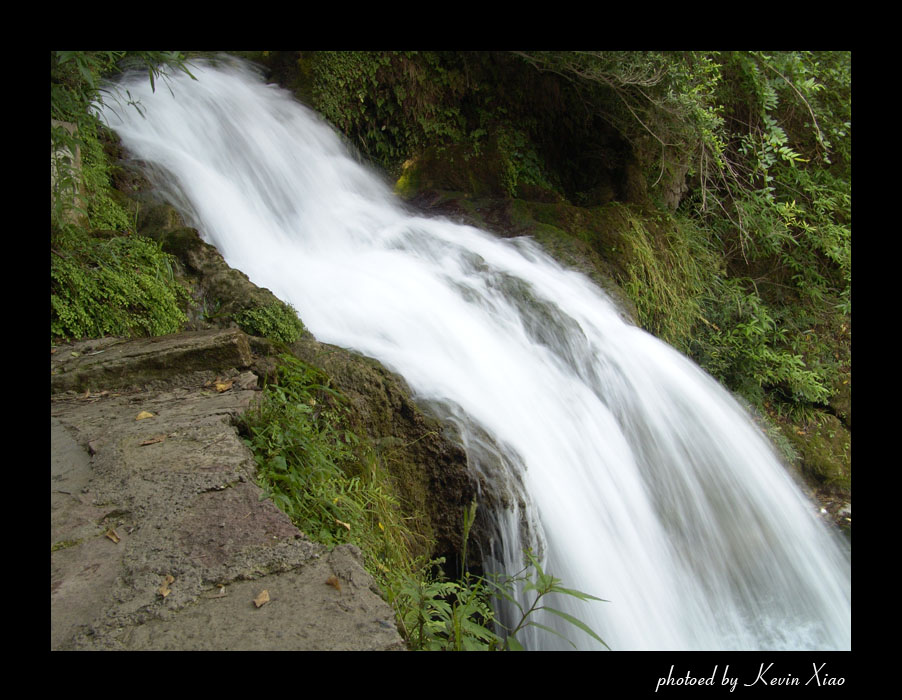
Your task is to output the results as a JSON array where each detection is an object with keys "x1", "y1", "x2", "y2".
[{"x1": 51, "y1": 52, "x2": 195, "y2": 341}]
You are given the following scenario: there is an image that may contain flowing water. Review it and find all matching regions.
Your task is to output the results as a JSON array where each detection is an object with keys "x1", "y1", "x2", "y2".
[{"x1": 98, "y1": 58, "x2": 851, "y2": 651}]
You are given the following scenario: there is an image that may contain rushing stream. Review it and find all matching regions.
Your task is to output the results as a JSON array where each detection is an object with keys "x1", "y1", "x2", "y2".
[{"x1": 98, "y1": 58, "x2": 851, "y2": 651}]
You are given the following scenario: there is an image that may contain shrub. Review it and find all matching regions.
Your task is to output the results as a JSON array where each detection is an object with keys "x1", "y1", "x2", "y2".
[
  {"x1": 51, "y1": 229, "x2": 189, "y2": 342},
  {"x1": 233, "y1": 302, "x2": 305, "y2": 345}
]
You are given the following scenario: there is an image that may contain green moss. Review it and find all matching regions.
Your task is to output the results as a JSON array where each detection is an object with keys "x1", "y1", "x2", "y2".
[
  {"x1": 80, "y1": 130, "x2": 133, "y2": 232},
  {"x1": 233, "y1": 302, "x2": 305, "y2": 345},
  {"x1": 782, "y1": 411, "x2": 851, "y2": 493}
]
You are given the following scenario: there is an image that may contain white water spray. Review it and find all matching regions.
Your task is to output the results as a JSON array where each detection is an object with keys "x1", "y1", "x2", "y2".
[{"x1": 99, "y1": 58, "x2": 851, "y2": 650}]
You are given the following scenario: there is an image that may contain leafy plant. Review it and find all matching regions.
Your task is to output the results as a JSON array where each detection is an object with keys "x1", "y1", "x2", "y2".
[
  {"x1": 388, "y1": 556, "x2": 500, "y2": 651},
  {"x1": 387, "y1": 501, "x2": 608, "y2": 651},
  {"x1": 233, "y1": 301, "x2": 305, "y2": 345},
  {"x1": 51, "y1": 228, "x2": 190, "y2": 342},
  {"x1": 488, "y1": 549, "x2": 610, "y2": 650},
  {"x1": 240, "y1": 354, "x2": 427, "y2": 587},
  {"x1": 51, "y1": 51, "x2": 194, "y2": 225}
]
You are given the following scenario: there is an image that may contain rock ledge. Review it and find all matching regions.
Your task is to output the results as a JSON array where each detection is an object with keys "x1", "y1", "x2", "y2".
[{"x1": 51, "y1": 329, "x2": 405, "y2": 651}]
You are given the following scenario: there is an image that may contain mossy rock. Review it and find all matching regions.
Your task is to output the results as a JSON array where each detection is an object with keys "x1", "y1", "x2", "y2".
[
  {"x1": 784, "y1": 412, "x2": 851, "y2": 495},
  {"x1": 829, "y1": 373, "x2": 851, "y2": 429},
  {"x1": 396, "y1": 143, "x2": 508, "y2": 200},
  {"x1": 132, "y1": 199, "x2": 306, "y2": 343},
  {"x1": 289, "y1": 336, "x2": 478, "y2": 562}
]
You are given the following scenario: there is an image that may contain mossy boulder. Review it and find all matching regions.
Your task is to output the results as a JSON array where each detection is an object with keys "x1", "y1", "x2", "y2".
[
  {"x1": 784, "y1": 412, "x2": 851, "y2": 495},
  {"x1": 133, "y1": 200, "x2": 305, "y2": 345},
  {"x1": 289, "y1": 336, "x2": 478, "y2": 563},
  {"x1": 395, "y1": 144, "x2": 508, "y2": 200}
]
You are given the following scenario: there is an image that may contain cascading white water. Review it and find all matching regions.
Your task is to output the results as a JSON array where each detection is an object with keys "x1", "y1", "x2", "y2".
[{"x1": 98, "y1": 58, "x2": 851, "y2": 651}]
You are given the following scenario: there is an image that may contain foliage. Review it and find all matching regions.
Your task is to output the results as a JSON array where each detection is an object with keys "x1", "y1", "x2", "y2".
[
  {"x1": 311, "y1": 51, "x2": 473, "y2": 174},
  {"x1": 240, "y1": 354, "x2": 426, "y2": 588},
  {"x1": 233, "y1": 301, "x2": 305, "y2": 345},
  {"x1": 386, "y1": 501, "x2": 608, "y2": 651},
  {"x1": 51, "y1": 227, "x2": 190, "y2": 342},
  {"x1": 388, "y1": 555, "x2": 500, "y2": 651},
  {"x1": 51, "y1": 51, "x2": 197, "y2": 344},
  {"x1": 51, "y1": 51, "x2": 194, "y2": 224},
  {"x1": 495, "y1": 124, "x2": 556, "y2": 197},
  {"x1": 692, "y1": 276, "x2": 834, "y2": 408},
  {"x1": 681, "y1": 52, "x2": 850, "y2": 417},
  {"x1": 386, "y1": 500, "x2": 498, "y2": 650}
]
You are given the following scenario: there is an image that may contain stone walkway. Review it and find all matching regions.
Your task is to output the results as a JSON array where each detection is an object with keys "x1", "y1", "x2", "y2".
[{"x1": 50, "y1": 330, "x2": 405, "y2": 651}]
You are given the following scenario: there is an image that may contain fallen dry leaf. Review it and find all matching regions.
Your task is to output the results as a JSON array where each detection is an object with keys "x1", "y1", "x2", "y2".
[
  {"x1": 325, "y1": 575, "x2": 342, "y2": 592},
  {"x1": 159, "y1": 574, "x2": 175, "y2": 598},
  {"x1": 105, "y1": 529, "x2": 120, "y2": 544},
  {"x1": 335, "y1": 519, "x2": 351, "y2": 531},
  {"x1": 253, "y1": 589, "x2": 270, "y2": 608},
  {"x1": 140, "y1": 435, "x2": 167, "y2": 446},
  {"x1": 201, "y1": 584, "x2": 227, "y2": 599},
  {"x1": 135, "y1": 411, "x2": 155, "y2": 421},
  {"x1": 215, "y1": 379, "x2": 233, "y2": 393}
]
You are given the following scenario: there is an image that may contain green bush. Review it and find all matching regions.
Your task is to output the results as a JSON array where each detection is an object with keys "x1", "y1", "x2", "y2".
[
  {"x1": 693, "y1": 276, "x2": 832, "y2": 408},
  {"x1": 233, "y1": 302, "x2": 305, "y2": 344},
  {"x1": 241, "y1": 355, "x2": 426, "y2": 584},
  {"x1": 51, "y1": 229, "x2": 190, "y2": 342}
]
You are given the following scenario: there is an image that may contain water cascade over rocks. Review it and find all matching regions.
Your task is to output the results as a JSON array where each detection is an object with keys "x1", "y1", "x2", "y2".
[{"x1": 99, "y1": 58, "x2": 851, "y2": 651}]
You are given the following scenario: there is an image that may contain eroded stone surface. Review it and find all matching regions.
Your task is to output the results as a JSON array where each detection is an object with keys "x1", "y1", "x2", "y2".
[{"x1": 50, "y1": 337, "x2": 405, "y2": 651}]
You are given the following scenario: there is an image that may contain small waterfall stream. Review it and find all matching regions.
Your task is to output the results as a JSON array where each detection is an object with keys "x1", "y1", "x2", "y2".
[{"x1": 98, "y1": 58, "x2": 851, "y2": 650}]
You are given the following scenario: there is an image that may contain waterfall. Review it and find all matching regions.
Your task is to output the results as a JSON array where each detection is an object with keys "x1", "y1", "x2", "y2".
[{"x1": 98, "y1": 58, "x2": 851, "y2": 651}]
